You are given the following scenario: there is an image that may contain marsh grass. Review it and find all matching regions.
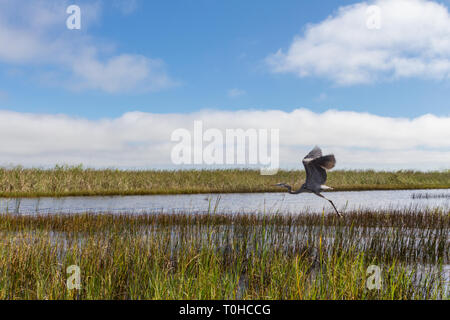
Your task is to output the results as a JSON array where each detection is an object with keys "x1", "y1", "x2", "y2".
[
  {"x1": 0, "y1": 166, "x2": 449, "y2": 198},
  {"x1": 412, "y1": 192, "x2": 450, "y2": 199},
  {"x1": 0, "y1": 208, "x2": 448, "y2": 300}
]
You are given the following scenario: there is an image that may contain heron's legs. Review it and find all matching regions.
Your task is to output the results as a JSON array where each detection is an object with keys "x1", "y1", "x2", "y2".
[{"x1": 314, "y1": 192, "x2": 342, "y2": 218}]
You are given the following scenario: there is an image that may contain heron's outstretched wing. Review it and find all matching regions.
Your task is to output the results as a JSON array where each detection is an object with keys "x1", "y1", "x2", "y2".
[
  {"x1": 303, "y1": 146, "x2": 322, "y2": 161},
  {"x1": 312, "y1": 154, "x2": 336, "y2": 170},
  {"x1": 302, "y1": 146, "x2": 324, "y2": 188},
  {"x1": 302, "y1": 147, "x2": 336, "y2": 190},
  {"x1": 303, "y1": 161, "x2": 327, "y2": 188},
  {"x1": 302, "y1": 146, "x2": 322, "y2": 184}
]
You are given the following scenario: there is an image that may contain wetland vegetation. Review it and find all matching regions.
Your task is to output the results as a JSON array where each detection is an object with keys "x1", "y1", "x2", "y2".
[
  {"x1": 0, "y1": 207, "x2": 448, "y2": 299},
  {"x1": 0, "y1": 166, "x2": 449, "y2": 198}
]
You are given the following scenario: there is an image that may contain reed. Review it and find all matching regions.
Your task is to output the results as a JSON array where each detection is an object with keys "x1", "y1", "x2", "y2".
[
  {"x1": 412, "y1": 192, "x2": 450, "y2": 199},
  {"x1": 0, "y1": 208, "x2": 448, "y2": 300},
  {"x1": 0, "y1": 166, "x2": 449, "y2": 198}
]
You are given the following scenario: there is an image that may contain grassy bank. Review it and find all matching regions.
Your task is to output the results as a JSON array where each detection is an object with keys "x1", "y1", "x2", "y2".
[
  {"x1": 0, "y1": 166, "x2": 449, "y2": 198},
  {"x1": 0, "y1": 208, "x2": 448, "y2": 299}
]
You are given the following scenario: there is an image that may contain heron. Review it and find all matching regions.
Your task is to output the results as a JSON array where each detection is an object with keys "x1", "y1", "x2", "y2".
[{"x1": 274, "y1": 146, "x2": 342, "y2": 217}]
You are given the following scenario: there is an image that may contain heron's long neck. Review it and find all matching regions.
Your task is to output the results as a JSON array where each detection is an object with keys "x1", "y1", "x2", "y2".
[{"x1": 285, "y1": 185, "x2": 306, "y2": 194}]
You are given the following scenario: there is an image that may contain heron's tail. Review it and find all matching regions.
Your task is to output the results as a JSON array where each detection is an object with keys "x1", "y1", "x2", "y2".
[{"x1": 321, "y1": 185, "x2": 333, "y2": 191}]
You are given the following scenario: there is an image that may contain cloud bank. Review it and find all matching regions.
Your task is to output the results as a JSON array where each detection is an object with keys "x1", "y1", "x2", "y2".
[
  {"x1": 0, "y1": 0, "x2": 174, "y2": 93},
  {"x1": 0, "y1": 109, "x2": 449, "y2": 170},
  {"x1": 267, "y1": 0, "x2": 450, "y2": 85}
]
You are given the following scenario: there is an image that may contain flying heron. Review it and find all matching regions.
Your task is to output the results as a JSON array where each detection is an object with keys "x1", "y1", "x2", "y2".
[{"x1": 274, "y1": 146, "x2": 342, "y2": 217}]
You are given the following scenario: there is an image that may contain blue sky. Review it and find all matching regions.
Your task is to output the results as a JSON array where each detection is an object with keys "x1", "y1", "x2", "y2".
[
  {"x1": 0, "y1": 0, "x2": 449, "y2": 170},
  {"x1": 1, "y1": 0, "x2": 449, "y2": 119}
]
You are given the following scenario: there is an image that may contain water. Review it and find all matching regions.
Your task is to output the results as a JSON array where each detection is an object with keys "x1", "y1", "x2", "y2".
[
  {"x1": 1, "y1": 188, "x2": 449, "y2": 215},
  {"x1": 2, "y1": 188, "x2": 448, "y2": 295}
]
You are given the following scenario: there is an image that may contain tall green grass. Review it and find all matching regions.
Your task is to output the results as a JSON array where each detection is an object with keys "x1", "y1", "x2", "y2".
[
  {"x1": 0, "y1": 166, "x2": 449, "y2": 197},
  {"x1": 0, "y1": 208, "x2": 448, "y2": 299}
]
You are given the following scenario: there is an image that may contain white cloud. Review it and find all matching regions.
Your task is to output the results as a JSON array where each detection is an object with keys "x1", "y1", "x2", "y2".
[
  {"x1": 71, "y1": 54, "x2": 174, "y2": 93},
  {"x1": 267, "y1": 0, "x2": 450, "y2": 85},
  {"x1": 0, "y1": 108, "x2": 449, "y2": 170},
  {"x1": 0, "y1": 0, "x2": 175, "y2": 93},
  {"x1": 228, "y1": 88, "x2": 246, "y2": 98}
]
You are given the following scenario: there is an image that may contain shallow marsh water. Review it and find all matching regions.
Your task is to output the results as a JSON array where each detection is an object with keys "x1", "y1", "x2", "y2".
[
  {"x1": 1, "y1": 190, "x2": 448, "y2": 299},
  {"x1": 1, "y1": 188, "x2": 449, "y2": 215}
]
